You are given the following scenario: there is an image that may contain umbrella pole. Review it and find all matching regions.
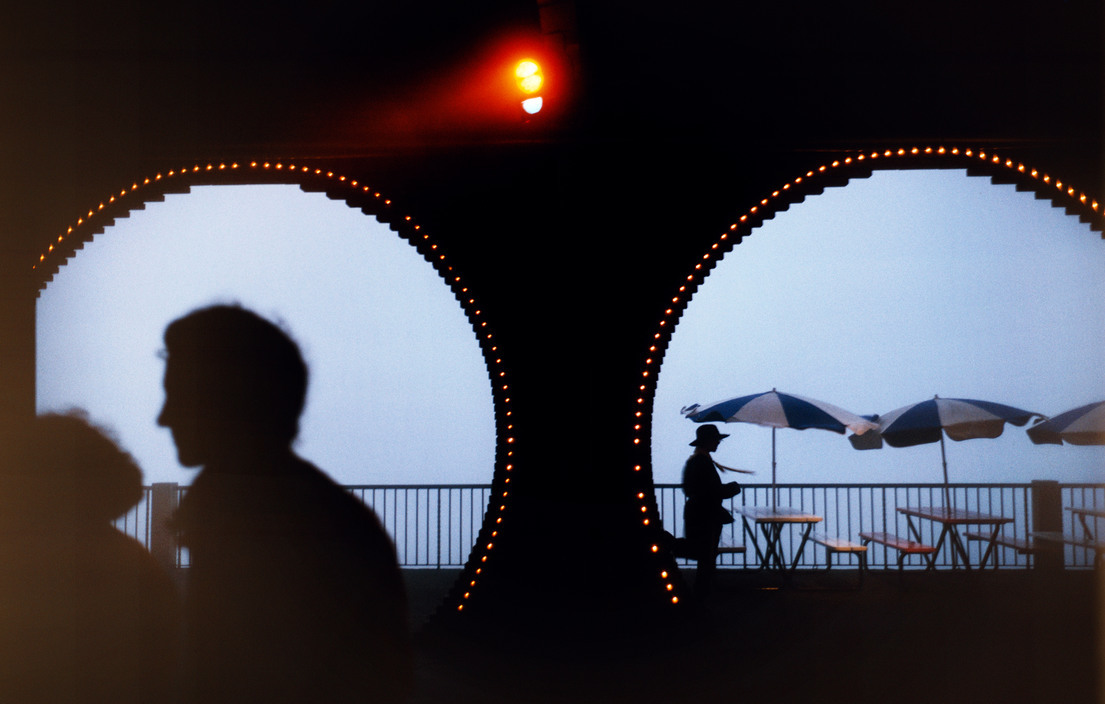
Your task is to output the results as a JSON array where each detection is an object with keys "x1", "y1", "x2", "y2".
[
  {"x1": 772, "y1": 427, "x2": 777, "y2": 511},
  {"x1": 940, "y1": 433, "x2": 952, "y2": 509}
]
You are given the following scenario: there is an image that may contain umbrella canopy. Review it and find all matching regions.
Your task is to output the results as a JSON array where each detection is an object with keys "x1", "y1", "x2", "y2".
[
  {"x1": 1027, "y1": 401, "x2": 1105, "y2": 446},
  {"x1": 874, "y1": 395, "x2": 1042, "y2": 506},
  {"x1": 682, "y1": 389, "x2": 877, "y2": 507}
]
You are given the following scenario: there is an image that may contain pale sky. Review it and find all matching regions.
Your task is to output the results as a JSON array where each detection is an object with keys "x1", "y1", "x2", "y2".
[
  {"x1": 36, "y1": 171, "x2": 1105, "y2": 491},
  {"x1": 653, "y1": 169, "x2": 1105, "y2": 487},
  {"x1": 36, "y1": 184, "x2": 496, "y2": 487}
]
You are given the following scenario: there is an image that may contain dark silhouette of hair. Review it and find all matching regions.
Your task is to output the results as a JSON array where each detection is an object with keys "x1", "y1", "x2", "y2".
[
  {"x1": 163, "y1": 304, "x2": 308, "y2": 444},
  {"x1": 0, "y1": 410, "x2": 182, "y2": 703},
  {"x1": 21, "y1": 411, "x2": 145, "y2": 523}
]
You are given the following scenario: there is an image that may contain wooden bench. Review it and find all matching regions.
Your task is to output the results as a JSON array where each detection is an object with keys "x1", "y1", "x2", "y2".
[
  {"x1": 859, "y1": 531, "x2": 936, "y2": 570},
  {"x1": 810, "y1": 532, "x2": 867, "y2": 569},
  {"x1": 810, "y1": 532, "x2": 867, "y2": 587},
  {"x1": 716, "y1": 545, "x2": 747, "y2": 565},
  {"x1": 965, "y1": 531, "x2": 1039, "y2": 567},
  {"x1": 1030, "y1": 531, "x2": 1105, "y2": 567},
  {"x1": 964, "y1": 532, "x2": 1036, "y2": 553},
  {"x1": 1031, "y1": 531, "x2": 1103, "y2": 551}
]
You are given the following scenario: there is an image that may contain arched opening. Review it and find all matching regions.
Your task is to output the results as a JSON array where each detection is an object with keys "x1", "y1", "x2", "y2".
[
  {"x1": 630, "y1": 148, "x2": 1105, "y2": 603},
  {"x1": 34, "y1": 164, "x2": 516, "y2": 618}
]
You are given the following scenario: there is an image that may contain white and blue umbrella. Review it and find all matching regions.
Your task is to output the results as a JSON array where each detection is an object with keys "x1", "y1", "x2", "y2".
[
  {"x1": 874, "y1": 395, "x2": 1043, "y2": 506},
  {"x1": 682, "y1": 389, "x2": 878, "y2": 507},
  {"x1": 1027, "y1": 401, "x2": 1105, "y2": 446}
]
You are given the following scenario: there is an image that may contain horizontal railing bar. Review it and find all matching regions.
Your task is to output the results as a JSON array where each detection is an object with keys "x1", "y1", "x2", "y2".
[
  {"x1": 341, "y1": 484, "x2": 495, "y2": 489},
  {"x1": 654, "y1": 482, "x2": 1104, "y2": 489},
  {"x1": 112, "y1": 482, "x2": 1103, "y2": 571}
]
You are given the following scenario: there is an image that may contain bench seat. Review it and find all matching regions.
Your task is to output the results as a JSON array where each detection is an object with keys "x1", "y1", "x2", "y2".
[
  {"x1": 859, "y1": 531, "x2": 935, "y2": 570},
  {"x1": 810, "y1": 532, "x2": 867, "y2": 586},
  {"x1": 858, "y1": 531, "x2": 934, "y2": 553},
  {"x1": 1030, "y1": 531, "x2": 1105, "y2": 554},
  {"x1": 810, "y1": 532, "x2": 867, "y2": 554},
  {"x1": 716, "y1": 546, "x2": 747, "y2": 554},
  {"x1": 964, "y1": 531, "x2": 1038, "y2": 554}
]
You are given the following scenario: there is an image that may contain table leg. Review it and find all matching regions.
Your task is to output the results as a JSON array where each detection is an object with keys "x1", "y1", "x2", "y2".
[
  {"x1": 907, "y1": 516, "x2": 938, "y2": 569},
  {"x1": 1077, "y1": 513, "x2": 1096, "y2": 541},
  {"x1": 742, "y1": 517, "x2": 766, "y2": 568},
  {"x1": 977, "y1": 525, "x2": 1002, "y2": 568},
  {"x1": 946, "y1": 527, "x2": 972, "y2": 570},
  {"x1": 760, "y1": 523, "x2": 785, "y2": 570},
  {"x1": 929, "y1": 524, "x2": 954, "y2": 568},
  {"x1": 790, "y1": 523, "x2": 814, "y2": 572},
  {"x1": 906, "y1": 515, "x2": 924, "y2": 544}
]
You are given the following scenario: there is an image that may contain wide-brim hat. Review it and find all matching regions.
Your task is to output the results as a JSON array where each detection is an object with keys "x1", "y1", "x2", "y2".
[{"x1": 690, "y1": 424, "x2": 729, "y2": 446}]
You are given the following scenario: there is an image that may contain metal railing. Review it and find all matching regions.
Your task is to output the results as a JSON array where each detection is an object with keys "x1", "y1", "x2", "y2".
[
  {"x1": 345, "y1": 485, "x2": 493, "y2": 568},
  {"x1": 114, "y1": 484, "x2": 493, "y2": 569},
  {"x1": 655, "y1": 482, "x2": 1105, "y2": 569},
  {"x1": 112, "y1": 486, "x2": 153, "y2": 546},
  {"x1": 112, "y1": 482, "x2": 1104, "y2": 570}
]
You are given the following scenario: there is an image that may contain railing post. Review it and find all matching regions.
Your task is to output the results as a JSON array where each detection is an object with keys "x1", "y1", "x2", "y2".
[
  {"x1": 1031, "y1": 479, "x2": 1063, "y2": 571},
  {"x1": 150, "y1": 482, "x2": 180, "y2": 572}
]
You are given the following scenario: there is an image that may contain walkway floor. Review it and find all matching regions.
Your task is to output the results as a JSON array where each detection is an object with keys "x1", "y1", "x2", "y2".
[{"x1": 406, "y1": 568, "x2": 1099, "y2": 704}]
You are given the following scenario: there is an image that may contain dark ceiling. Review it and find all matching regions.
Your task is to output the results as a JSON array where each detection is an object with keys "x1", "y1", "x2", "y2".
[{"x1": 4, "y1": 3, "x2": 1100, "y2": 179}]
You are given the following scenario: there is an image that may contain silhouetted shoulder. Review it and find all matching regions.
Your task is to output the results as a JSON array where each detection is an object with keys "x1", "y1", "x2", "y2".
[{"x1": 175, "y1": 451, "x2": 411, "y2": 704}]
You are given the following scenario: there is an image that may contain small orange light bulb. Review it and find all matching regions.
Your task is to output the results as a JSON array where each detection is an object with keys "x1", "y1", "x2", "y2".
[
  {"x1": 515, "y1": 60, "x2": 540, "y2": 81},
  {"x1": 520, "y1": 74, "x2": 542, "y2": 93}
]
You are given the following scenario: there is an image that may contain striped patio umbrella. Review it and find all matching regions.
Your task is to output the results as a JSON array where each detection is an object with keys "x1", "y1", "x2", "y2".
[
  {"x1": 682, "y1": 389, "x2": 878, "y2": 508},
  {"x1": 874, "y1": 395, "x2": 1043, "y2": 506},
  {"x1": 1027, "y1": 401, "x2": 1105, "y2": 446}
]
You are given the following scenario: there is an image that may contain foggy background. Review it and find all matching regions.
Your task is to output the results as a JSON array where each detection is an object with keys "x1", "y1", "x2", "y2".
[
  {"x1": 37, "y1": 185, "x2": 496, "y2": 486},
  {"x1": 36, "y1": 171, "x2": 1105, "y2": 490},
  {"x1": 653, "y1": 169, "x2": 1105, "y2": 487}
]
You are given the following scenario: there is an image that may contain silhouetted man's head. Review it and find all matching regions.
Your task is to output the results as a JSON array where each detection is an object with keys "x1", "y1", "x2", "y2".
[{"x1": 158, "y1": 305, "x2": 308, "y2": 467}]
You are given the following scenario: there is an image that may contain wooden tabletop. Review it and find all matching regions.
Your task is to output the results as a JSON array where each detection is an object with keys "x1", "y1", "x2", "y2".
[
  {"x1": 735, "y1": 506, "x2": 823, "y2": 523},
  {"x1": 897, "y1": 506, "x2": 1013, "y2": 525}
]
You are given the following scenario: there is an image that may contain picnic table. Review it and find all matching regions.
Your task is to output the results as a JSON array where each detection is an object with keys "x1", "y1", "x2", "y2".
[
  {"x1": 897, "y1": 506, "x2": 1013, "y2": 569},
  {"x1": 735, "y1": 506, "x2": 822, "y2": 573}
]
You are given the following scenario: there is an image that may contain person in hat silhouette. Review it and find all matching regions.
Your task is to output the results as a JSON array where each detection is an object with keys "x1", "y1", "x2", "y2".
[{"x1": 682, "y1": 424, "x2": 742, "y2": 597}]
